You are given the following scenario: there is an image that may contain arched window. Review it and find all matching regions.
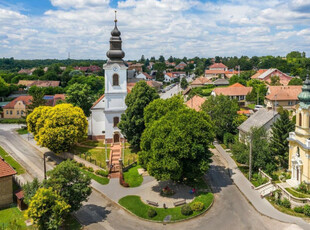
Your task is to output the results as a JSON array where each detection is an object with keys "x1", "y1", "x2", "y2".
[
  {"x1": 113, "y1": 74, "x2": 119, "y2": 86},
  {"x1": 299, "y1": 113, "x2": 302, "y2": 127},
  {"x1": 113, "y1": 117, "x2": 119, "y2": 127}
]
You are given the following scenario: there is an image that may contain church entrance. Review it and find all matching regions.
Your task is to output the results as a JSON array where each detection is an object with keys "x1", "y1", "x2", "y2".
[{"x1": 113, "y1": 133, "x2": 120, "y2": 143}]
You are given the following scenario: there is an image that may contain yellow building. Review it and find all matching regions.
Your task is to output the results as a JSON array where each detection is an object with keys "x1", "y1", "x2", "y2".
[
  {"x1": 3, "y1": 96, "x2": 32, "y2": 119},
  {"x1": 288, "y1": 78, "x2": 310, "y2": 188}
]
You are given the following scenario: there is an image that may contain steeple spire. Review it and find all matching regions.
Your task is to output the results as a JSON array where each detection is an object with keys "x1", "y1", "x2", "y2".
[
  {"x1": 298, "y1": 74, "x2": 310, "y2": 109},
  {"x1": 106, "y1": 11, "x2": 125, "y2": 62}
]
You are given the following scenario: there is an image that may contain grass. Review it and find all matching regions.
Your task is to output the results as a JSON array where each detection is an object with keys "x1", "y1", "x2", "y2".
[
  {"x1": 118, "y1": 192, "x2": 214, "y2": 222},
  {"x1": 285, "y1": 188, "x2": 310, "y2": 198},
  {"x1": 123, "y1": 164, "x2": 143, "y2": 187},
  {"x1": 0, "y1": 146, "x2": 25, "y2": 175},
  {"x1": 17, "y1": 127, "x2": 28, "y2": 135},
  {"x1": 0, "y1": 118, "x2": 26, "y2": 124},
  {"x1": 0, "y1": 205, "x2": 28, "y2": 229},
  {"x1": 247, "y1": 104, "x2": 255, "y2": 110},
  {"x1": 80, "y1": 168, "x2": 109, "y2": 185},
  {"x1": 62, "y1": 215, "x2": 82, "y2": 230},
  {"x1": 80, "y1": 140, "x2": 111, "y2": 148}
]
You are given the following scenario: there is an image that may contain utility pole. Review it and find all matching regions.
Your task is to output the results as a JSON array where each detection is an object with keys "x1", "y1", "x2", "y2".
[
  {"x1": 257, "y1": 88, "x2": 259, "y2": 105},
  {"x1": 249, "y1": 133, "x2": 252, "y2": 181},
  {"x1": 43, "y1": 153, "x2": 47, "y2": 180}
]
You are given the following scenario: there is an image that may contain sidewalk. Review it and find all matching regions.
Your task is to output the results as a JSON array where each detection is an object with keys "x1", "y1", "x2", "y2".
[{"x1": 214, "y1": 143, "x2": 310, "y2": 229}]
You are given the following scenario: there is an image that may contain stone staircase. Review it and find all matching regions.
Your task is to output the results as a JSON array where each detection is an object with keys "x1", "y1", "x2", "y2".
[
  {"x1": 109, "y1": 144, "x2": 122, "y2": 178},
  {"x1": 256, "y1": 182, "x2": 276, "y2": 197}
]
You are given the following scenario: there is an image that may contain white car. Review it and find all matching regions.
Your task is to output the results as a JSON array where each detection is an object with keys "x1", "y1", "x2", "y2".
[{"x1": 254, "y1": 105, "x2": 264, "y2": 111}]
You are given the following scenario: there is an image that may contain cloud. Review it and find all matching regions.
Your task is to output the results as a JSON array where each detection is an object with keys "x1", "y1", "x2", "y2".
[{"x1": 1, "y1": 0, "x2": 310, "y2": 59}]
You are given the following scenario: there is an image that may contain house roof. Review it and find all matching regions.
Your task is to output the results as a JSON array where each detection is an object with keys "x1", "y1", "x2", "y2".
[
  {"x1": 213, "y1": 78, "x2": 229, "y2": 85},
  {"x1": 146, "y1": 81, "x2": 163, "y2": 88},
  {"x1": 209, "y1": 63, "x2": 227, "y2": 69},
  {"x1": 18, "y1": 80, "x2": 60, "y2": 87},
  {"x1": 238, "y1": 108, "x2": 278, "y2": 133},
  {"x1": 18, "y1": 69, "x2": 33, "y2": 75},
  {"x1": 251, "y1": 69, "x2": 268, "y2": 79},
  {"x1": 142, "y1": 72, "x2": 153, "y2": 79},
  {"x1": 0, "y1": 158, "x2": 16, "y2": 178},
  {"x1": 265, "y1": 86, "x2": 302, "y2": 101},
  {"x1": 3, "y1": 95, "x2": 33, "y2": 109},
  {"x1": 212, "y1": 83, "x2": 252, "y2": 96},
  {"x1": 205, "y1": 70, "x2": 239, "y2": 75},
  {"x1": 15, "y1": 190, "x2": 24, "y2": 199},
  {"x1": 186, "y1": 95, "x2": 206, "y2": 111},
  {"x1": 191, "y1": 77, "x2": 212, "y2": 85},
  {"x1": 91, "y1": 94, "x2": 105, "y2": 109}
]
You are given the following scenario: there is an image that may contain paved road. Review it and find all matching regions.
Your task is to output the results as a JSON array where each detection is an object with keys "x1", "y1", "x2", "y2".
[{"x1": 0, "y1": 125, "x2": 304, "y2": 230}]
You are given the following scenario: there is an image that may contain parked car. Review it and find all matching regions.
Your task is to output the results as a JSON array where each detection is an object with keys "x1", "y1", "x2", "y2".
[{"x1": 254, "y1": 105, "x2": 264, "y2": 112}]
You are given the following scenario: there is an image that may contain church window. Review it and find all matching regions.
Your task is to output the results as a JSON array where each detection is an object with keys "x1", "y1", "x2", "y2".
[
  {"x1": 299, "y1": 113, "x2": 302, "y2": 126},
  {"x1": 113, "y1": 74, "x2": 119, "y2": 86},
  {"x1": 113, "y1": 117, "x2": 119, "y2": 127}
]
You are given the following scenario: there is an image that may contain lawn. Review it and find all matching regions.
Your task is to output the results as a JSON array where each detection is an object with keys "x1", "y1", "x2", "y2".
[
  {"x1": 119, "y1": 193, "x2": 214, "y2": 222},
  {"x1": 17, "y1": 127, "x2": 28, "y2": 135},
  {"x1": 0, "y1": 118, "x2": 26, "y2": 124},
  {"x1": 247, "y1": 104, "x2": 255, "y2": 110},
  {"x1": 0, "y1": 146, "x2": 25, "y2": 175},
  {"x1": 285, "y1": 188, "x2": 310, "y2": 198},
  {"x1": 0, "y1": 205, "x2": 28, "y2": 229},
  {"x1": 80, "y1": 140, "x2": 111, "y2": 148},
  {"x1": 123, "y1": 164, "x2": 143, "y2": 187},
  {"x1": 80, "y1": 168, "x2": 109, "y2": 185}
]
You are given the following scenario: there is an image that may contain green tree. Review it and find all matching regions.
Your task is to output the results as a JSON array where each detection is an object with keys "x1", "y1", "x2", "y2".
[
  {"x1": 26, "y1": 103, "x2": 88, "y2": 153},
  {"x1": 159, "y1": 55, "x2": 165, "y2": 63},
  {"x1": 118, "y1": 81, "x2": 159, "y2": 149},
  {"x1": 23, "y1": 178, "x2": 41, "y2": 205},
  {"x1": 25, "y1": 187, "x2": 70, "y2": 230},
  {"x1": 139, "y1": 108, "x2": 214, "y2": 182},
  {"x1": 33, "y1": 67, "x2": 45, "y2": 77},
  {"x1": 270, "y1": 109, "x2": 295, "y2": 168},
  {"x1": 66, "y1": 83, "x2": 94, "y2": 116},
  {"x1": 288, "y1": 77, "x2": 303, "y2": 85},
  {"x1": 270, "y1": 75, "x2": 281, "y2": 86},
  {"x1": 201, "y1": 95, "x2": 239, "y2": 140},
  {"x1": 246, "y1": 79, "x2": 267, "y2": 104},
  {"x1": 28, "y1": 86, "x2": 46, "y2": 110},
  {"x1": 180, "y1": 77, "x2": 189, "y2": 89},
  {"x1": 0, "y1": 76, "x2": 10, "y2": 97},
  {"x1": 44, "y1": 160, "x2": 91, "y2": 212},
  {"x1": 140, "y1": 55, "x2": 145, "y2": 63}
]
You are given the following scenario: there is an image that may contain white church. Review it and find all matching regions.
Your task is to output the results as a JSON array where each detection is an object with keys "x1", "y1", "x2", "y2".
[{"x1": 88, "y1": 17, "x2": 127, "y2": 143}]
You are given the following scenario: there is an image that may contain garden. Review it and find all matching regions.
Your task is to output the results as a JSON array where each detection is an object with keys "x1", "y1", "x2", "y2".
[{"x1": 123, "y1": 163, "x2": 143, "y2": 187}]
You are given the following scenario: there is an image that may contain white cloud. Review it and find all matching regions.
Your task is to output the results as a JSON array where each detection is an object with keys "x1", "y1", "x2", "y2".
[{"x1": 50, "y1": 0, "x2": 109, "y2": 9}]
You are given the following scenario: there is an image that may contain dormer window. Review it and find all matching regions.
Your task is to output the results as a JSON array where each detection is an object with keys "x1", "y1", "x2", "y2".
[{"x1": 113, "y1": 74, "x2": 119, "y2": 86}]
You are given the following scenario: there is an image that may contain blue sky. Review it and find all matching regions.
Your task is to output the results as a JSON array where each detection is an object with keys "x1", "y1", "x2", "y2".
[{"x1": 0, "y1": 0, "x2": 310, "y2": 59}]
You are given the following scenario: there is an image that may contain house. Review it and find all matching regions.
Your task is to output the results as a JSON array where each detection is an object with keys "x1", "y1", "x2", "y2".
[
  {"x1": 128, "y1": 63, "x2": 144, "y2": 73},
  {"x1": 209, "y1": 63, "x2": 228, "y2": 71},
  {"x1": 0, "y1": 158, "x2": 16, "y2": 208},
  {"x1": 136, "y1": 72, "x2": 154, "y2": 81},
  {"x1": 164, "y1": 73, "x2": 178, "y2": 82},
  {"x1": 175, "y1": 62, "x2": 187, "y2": 70},
  {"x1": 146, "y1": 81, "x2": 163, "y2": 92},
  {"x1": 186, "y1": 95, "x2": 206, "y2": 111},
  {"x1": 190, "y1": 77, "x2": 212, "y2": 88},
  {"x1": 205, "y1": 63, "x2": 238, "y2": 79},
  {"x1": 265, "y1": 85, "x2": 302, "y2": 110},
  {"x1": 212, "y1": 78, "x2": 229, "y2": 87},
  {"x1": 18, "y1": 80, "x2": 60, "y2": 90},
  {"x1": 18, "y1": 68, "x2": 36, "y2": 75},
  {"x1": 287, "y1": 78, "x2": 310, "y2": 188},
  {"x1": 165, "y1": 61, "x2": 176, "y2": 67},
  {"x1": 238, "y1": 108, "x2": 280, "y2": 142},
  {"x1": 74, "y1": 65, "x2": 101, "y2": 72},
  {"x1": 211, "y1": 83, "x2": 252, "y2": 105},
  {"x1": 251, "y1": 68, "x2": 292, "y2": 85},
  {"x1": 3, "y1": 94, "x2": 65, "y2": 119}
]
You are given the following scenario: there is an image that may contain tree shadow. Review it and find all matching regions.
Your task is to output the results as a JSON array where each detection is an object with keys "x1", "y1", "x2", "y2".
[
  {"x1": 75, "y1": 204, "x2": 111, "y2": 225},
  {"x1": 205, "y1": 164, "x2": 234, "y2": 194}
]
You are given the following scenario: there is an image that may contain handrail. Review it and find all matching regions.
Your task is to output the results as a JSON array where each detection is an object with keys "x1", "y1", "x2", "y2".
[{"x1": 275, "y1": 183, "x2": 310, "y2": 204}]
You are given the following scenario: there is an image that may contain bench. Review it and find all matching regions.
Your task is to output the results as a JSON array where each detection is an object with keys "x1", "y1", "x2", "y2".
[
  {"x1": 146, "y1": 200, "x2": 159, "y2": 207},
  {"x1": 174, "y1": 199, "x2": 186, "y2": 206}
]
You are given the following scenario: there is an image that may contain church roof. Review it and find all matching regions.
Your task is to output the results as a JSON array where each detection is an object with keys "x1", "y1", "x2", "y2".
[
  {"x1": 106, "y1": 16, "x2": 125, "y2": 62},
  {"x1": 298, "y1": 77, "x2": 310, "y2": 109}
]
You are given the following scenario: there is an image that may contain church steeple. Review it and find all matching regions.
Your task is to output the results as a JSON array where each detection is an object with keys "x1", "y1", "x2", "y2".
[
  {"x1": 298, "y1": 76, "x2": 310, "y2": 109},
  {"x1": 106, "y1": 11, "x2": 125, "y2": 62}
]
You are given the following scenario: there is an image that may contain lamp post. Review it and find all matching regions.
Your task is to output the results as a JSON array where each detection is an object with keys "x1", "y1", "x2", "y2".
[
  {"x1": 249, "y1": 133, "x2": 252, "y2": 181},
  {"x1": 102, "y1": 130, "x2": 109, "y2": 170},
  {"x1": 43, "y1": 153, "x2": 47, "y2": 180}
]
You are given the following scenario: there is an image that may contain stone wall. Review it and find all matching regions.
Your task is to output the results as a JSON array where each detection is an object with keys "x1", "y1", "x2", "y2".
[{"x1": 0, "y1": 176, "x2": 13, "y2": 208}]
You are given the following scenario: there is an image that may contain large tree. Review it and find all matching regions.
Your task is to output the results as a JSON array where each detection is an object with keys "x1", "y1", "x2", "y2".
[
  {"x1": 26, "y1": 103, "x2": 88, "y2": 153},
  {"x1": 270, "y1": 109, "x2": 295, "y2": 168},
  {"x1": 288, "y1": 77, "x2": 303, "y2": 85},
  {"x1": 180, "y1": 77, "x2": 189, "y2": 89},
  {"x1": 0, "y1": 76, "x2": 10, "y2": 97},
  {"x1": 28, "y1": 86, "x2": 46, "y2": 111},
  {"x1": 139, "y1": 108, "x2": 214, "y2": 182},
  {"x1": 44, "y1": 160, "x2": 91, "y2": 212},
  {"x1": 25, "y1": 187, "x2": 70, "y2": 230},
  {"x1": 118, "y1": 81, "x2": 159, "y2": 149},
  {"x1": 23, "y1": 178, "x2": 41, "y2": 205},
  {"x1": 66, "y1": 83, "x2": 94, "y2": 116},
  {"x1": 201, "y1": 95, "x2": 239, "y2": 140}
]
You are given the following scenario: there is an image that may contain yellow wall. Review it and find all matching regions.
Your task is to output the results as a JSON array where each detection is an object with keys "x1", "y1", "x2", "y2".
[{"x1": 3, "y1": 100, "x2": 26, "y2": 119}]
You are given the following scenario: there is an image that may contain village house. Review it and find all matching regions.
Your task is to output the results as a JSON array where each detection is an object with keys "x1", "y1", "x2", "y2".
[
  {"x1": 18, "y1": 80, "x2": 60, "y2": 90},
  {"x1": 238, "y1": 108, "x2": 280, "y2": 142},
  {"x1": 136, "y1": 72, "x2": 154, "y2": 81},
  {"x1": 165, "y1": 61, "x2": 176, "y2": 67},
  {"x1": 164, "y1": 72, "x2": 186, "y2": 82},
  {"x1": 3, "y1": 94, "x2": 65, "y2": 119},
  {"x1": 211, "y1": 83, "x2": 252, "y2": 105},
  {"x1": 0, "y1": 158, "x2": 16, "y2": 209},
  {"x1": 265, "y1": 85, "x2": 302, "y2": 110},
  {"x1": 190, "y1": 77, "x2": 212, "y2": 88},
  {"x1": 18, "y1": 68, "x2": 36, "y2": 75},
  {"x1": 205, "y1": 63, "x2": 238, "y2": 79},
  {"x1": 74, "y1": 65, "x2": 101, "y2": 72},
  {"x1": 186, "y1": 95, "x2": 206, "y2": 111},
  {"x1": 251, "y1": 68, "x2": 292, "y2": 85},
  {"x1": 175, "y1": 61, "x2": 187, "y2": 70},
  {"x1": 127, "y1": 63, "x2": 144, "y2": 73},
  {"x1": 146, "y1": 81, "x2": 163, "y2": 92}
]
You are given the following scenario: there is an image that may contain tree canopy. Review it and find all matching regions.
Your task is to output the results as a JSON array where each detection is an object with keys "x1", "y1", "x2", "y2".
[
  {"x1": 27, "y1": 103, "x2": 88, "y2": 153},
  {"x1": 118, "y1": 81, "x2": 159, "y2": 149},
  {"x1": 288, "y1": 77, "x2": 303, "y2": 85},
  {"x1": 139, "y1": 108, "x2": 214, "y2": 182}
]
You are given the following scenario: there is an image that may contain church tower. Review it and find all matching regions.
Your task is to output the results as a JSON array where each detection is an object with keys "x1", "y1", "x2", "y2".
[
  {"x1": 103, "y1": 14, "x2": 127, "y2": 143},
  {"x1": 288, "y1": 77, "x2": 310, "y2": 188}
]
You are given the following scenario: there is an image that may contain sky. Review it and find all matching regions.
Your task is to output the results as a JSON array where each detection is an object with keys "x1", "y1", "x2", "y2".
[{"x1": 0, "y1": 0, "x2": 310, "y2": 60}]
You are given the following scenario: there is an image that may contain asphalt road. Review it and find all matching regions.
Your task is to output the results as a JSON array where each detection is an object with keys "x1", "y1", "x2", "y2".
[{"x1": 0, "y1": 125, "x2": 303, "y2": 230}]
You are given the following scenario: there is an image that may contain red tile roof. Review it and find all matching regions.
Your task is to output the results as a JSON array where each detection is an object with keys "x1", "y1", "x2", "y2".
[
  {"x1": 209, "y1": 63, "x2": 227, "y2": 69},
  {"x1": 0, "y1": 158, "x2": 16, "y2": 178},
  {"x1": 213, "y1": 85, "x2": 252, "y2": 96},
  {"x1": 251, "y1": 69, "x2": 268, "y2": 79},
  {"x1": 205, "y1": 70, "x2": 238, "y2": 75},
  {"x1": 91, "y1": 94, "x2": 105, "y2": 109},
  {"x1": 191, "y1": 77, "x2": 212, "y2": 86},
  {"x1": 265, "y1": 86, "x2": 302, "y2": 101},
  {"x1": 15, "y1": 190, "x2": 24, "y2": 199},
  {"x1": 186, "y1": 95, "x2": 206, "y2": 111},
  {"x1": 230, "y1": 83, "x2": 245, "y2": 87},
  {"x1": 3, "y1": 96, "x2": 33, "y2": 109},
  {"x1": 18, "y1": 80, "x2": 60, "y2": 87}
]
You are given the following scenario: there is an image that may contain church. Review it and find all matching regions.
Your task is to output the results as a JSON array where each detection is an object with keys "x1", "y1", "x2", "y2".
[
  {"x1": 288, "y1": 78, "x2": 310, "y2": 188},
  {"x1": 88, "y1": 17, "x2": 127, "y2": 143}
]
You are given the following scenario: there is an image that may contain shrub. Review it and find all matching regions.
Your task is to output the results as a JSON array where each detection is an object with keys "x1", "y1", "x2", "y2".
[
  {"x1": 96, "y1": 170, "x2": 109, "y2": 177},
  {"x1": 82, "y1": 165, "x2": 88, "y2": 170},
  {"x1": 294, "y1": 206, "x2": 304, "y2": 214},
  {"x1": 304, "y1": 205, "x2": 310, "y2": 216},
  {"x1": 78, "y1": 162, "x2": 84, "y2": 167},
  {"x1": 147, "y1": 208, "x2": 157, "y2": 218},
  {"x1": 181, "y1": 204, "x2": 193, "y2": 216},
  {"x1": 190, "y1": 201, "x2": 204, "y2": 212},
  {"x1": 281, "y1": 198, "x2": 291, "y2": 209},
  {"x1": 223, "y1": 132, "x2": 235, "y2": 147},
  {"x1": 87, "y1": 167, "x2": 94, "y2": 172},
  {"x1": 297, "y1": 182, "x2": 308, "y2": 193}
]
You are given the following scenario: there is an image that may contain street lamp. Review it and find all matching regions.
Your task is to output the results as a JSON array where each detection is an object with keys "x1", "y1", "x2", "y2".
[
  {"x1": 43, "y1": 153, "x2": 47, "y2": 180},
  {"x1": 102, "y1": 131, "x2": 109, "y2": 169}
]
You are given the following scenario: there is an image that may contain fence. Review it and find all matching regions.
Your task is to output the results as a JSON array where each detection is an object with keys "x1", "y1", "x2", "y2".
[{"x1": 275, "y1": 183, "x2": 310, "y2": 205}]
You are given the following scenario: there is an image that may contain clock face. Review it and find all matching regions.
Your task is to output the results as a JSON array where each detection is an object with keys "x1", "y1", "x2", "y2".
[{"x1": 112, "y1": 65, "x2": 119, "y2": 72}]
